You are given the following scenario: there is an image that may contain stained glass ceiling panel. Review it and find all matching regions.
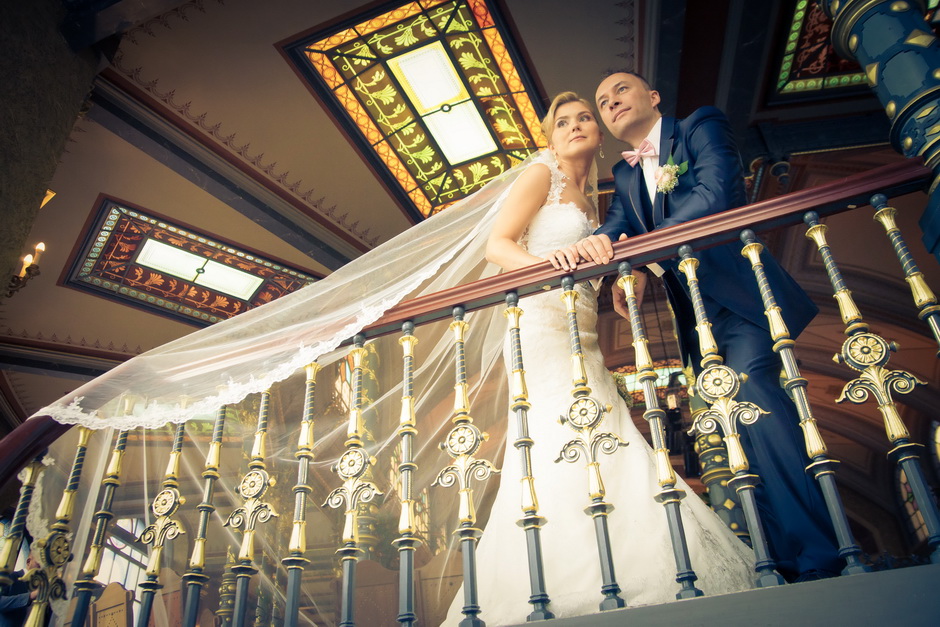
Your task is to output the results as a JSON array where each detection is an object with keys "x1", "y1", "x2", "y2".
[
  {"x1": 283, "y1": 0, "x2": 546, "y2": 219},
  {"x1": 774, "y1": 0, "x2": 940, "y2": 100},
  {"x1": 65, "y1": 198, "x2": 320, "y2": 326}
]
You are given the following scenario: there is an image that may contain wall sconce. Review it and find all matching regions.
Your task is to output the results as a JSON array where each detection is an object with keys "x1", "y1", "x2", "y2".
[{"x1": 7, "y1": 242, "x2": 45, "y2": 297}]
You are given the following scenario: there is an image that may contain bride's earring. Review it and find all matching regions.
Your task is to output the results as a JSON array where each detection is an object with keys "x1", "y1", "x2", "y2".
[{"x1": 599, "y1": 144, "x2": 605, "y2": 159}]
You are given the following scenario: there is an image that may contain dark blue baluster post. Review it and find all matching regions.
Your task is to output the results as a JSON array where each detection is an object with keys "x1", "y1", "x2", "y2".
[
  {"x1": 325, "y1": 335, "x2": 383, "y2": 627},
  {"x1": 136, "y1": 423, "x2": 187, "y2": 627},
  {"x1": 182, "y1": 404, "x2": 229, "y2": 627},
  {"x1": 226, "y1": 390, "x2": 278, "y2": 627},
  {"x1": 433, "y1": 307, "x2": 499, "y2": 627},
  {"x1": 870, "y1": 193, "x2": 940, "y2": 352},
  {"x1": 283, "y1": 363, "x2": 321, "y2": 627},
  {"x1": 555, "y1": 276, "x2": 629, "y2": 610},
  {"x1": 616, "y1": 263, "x2": 704, "y2": 598},
  {"x1": 503, "y1": 293, "x2": 555, "y2": 619},
  {"x1": 25, "y1": 428, "x2": 94, "y2": 627},
  {"x1": 71, "y1": 429, "x2": 131, "y2": 627},
  {"x1": 394, "y1": 323, "x2": 422, "y2": 627},
  {"x1": 0, "y1": 455, "x2": 46, "y2": 594}
]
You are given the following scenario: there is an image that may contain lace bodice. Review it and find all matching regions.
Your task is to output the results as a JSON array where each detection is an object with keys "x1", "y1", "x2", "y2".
[{"x1": 521, "y1": 158, "x2": 596, "y2": 257}]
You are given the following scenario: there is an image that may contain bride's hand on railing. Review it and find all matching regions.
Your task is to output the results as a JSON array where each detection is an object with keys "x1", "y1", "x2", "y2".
[{"x1": 544, "y1": 245, "x2": 581, "y2": 272}]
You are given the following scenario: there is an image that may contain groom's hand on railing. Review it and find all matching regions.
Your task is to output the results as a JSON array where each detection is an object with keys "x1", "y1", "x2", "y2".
[
  {"x1": 575, "y1": 233, "x2": 620, "y2": 265},
  {"x1": 611, "y1": 269, "x2": 646, "y2": 319}
]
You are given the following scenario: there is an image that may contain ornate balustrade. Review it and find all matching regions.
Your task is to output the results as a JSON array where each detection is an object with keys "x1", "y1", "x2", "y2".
[{"x1": 0, "y1": 157, "x2": 936, "y2": 626}]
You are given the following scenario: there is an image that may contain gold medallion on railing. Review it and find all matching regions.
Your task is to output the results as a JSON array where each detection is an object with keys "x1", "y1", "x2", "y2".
[
  {"x1": 239, "y1": 470, "x2": 270, "y2": 499},
  {"x1": 336, "y1": 449, "x2": 369, "y2": 480},
  {"x1": 697, "y1": 365, "x2": 739, "y2": 401},
  {"x1": 566, "y1": 397, "x2": 604, "y2": 429},
  {"x1": 151, "y1": 488, "x2": 181, "y2": 517},
  {"x1": 444, "y1": 423, "x2": 483, "y2": 457}
]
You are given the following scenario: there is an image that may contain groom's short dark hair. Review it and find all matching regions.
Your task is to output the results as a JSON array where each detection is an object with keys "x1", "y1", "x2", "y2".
[{"x1": 602, "y1": 69, "x2": 653, "y2": 91}]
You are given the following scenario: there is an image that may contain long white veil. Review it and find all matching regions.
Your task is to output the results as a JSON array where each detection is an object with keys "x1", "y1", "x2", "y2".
[
  {"x1": 34, "y1": 150, "x2": 566, "y2": 431},
  {"x1": 26, "y1": 149, "x2": 578, "y2": 624}
]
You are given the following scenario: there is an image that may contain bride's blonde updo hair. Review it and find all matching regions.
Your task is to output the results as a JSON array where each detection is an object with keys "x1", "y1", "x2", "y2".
[{"x1": 540, "y1": 91, "x2": 596, "y2": 145}]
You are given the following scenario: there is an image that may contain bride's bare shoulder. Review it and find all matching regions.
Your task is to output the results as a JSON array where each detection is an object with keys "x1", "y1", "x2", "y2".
[{"x1": 512, "y1": 162, "x2": 552, "y2": 192}]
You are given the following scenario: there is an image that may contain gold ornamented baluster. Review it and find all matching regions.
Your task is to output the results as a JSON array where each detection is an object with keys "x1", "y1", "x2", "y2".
[
  {"x1": 225, "y1": 389, "x2": 279, "y2": 627},
  {"x1": 615, "y1": 264, "x2": 703, "y2": 598},
  {"x1": 502, "y1": 293, "x2": 555, "y2": 620},
  {"x1": 24, "y1": 427, "x2": 93, "y2": 627},
  {"x1": 433, "y1": 307, "x2": 499, "y2": 627},
  {"x1": 870, "y1": 193, "x2": 940, "y2": 352},
  {"x1": 554, "y1": 277, "x2": 628, "y2": 610},
  {"x1": 0, "y1": 456, "x2": 46, "y2": 591},
  {"x1": 393, "y1": 323, "x2": 422, "y2": 627},
  {"x1": 740, "y1": 230, "x2": 870, "y2": 576},
  {"x1": 805, "y1": 211, "x2": 940, "y2": 563},
  {"x1": 324, "y1": 334, "x2": 383, "y2": 627},
  {"x1": 70, "y1": 427, "x2": 131, "y2": 627},
  {"x1": 182, "y1": 403, "x2": 230, "y2": 627},
  {"x1": 283, "y1": 362, "x2": 320, "y2": 627},
  {"x1": 135, "y1": 422, "x2": 187, "y2": 627},
  {"x1": 678, "y1": 247, "x2": 786, "y2": 588}
]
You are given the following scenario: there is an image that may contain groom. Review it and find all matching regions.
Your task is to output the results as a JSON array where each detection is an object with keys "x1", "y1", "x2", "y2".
[{"x1": 576, "y1": 71, "x2": 841, "y2": 582}]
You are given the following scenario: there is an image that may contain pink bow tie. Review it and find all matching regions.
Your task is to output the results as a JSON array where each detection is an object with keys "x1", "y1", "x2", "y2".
[{"x1": 621, "y1": 139, "x2": 657, "y2": 167}]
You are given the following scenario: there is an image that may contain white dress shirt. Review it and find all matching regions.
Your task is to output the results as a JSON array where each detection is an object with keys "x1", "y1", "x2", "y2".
[
  {"x1": 636, "y1": 117, "x2": 665, "y2": 277},
  {"x1": 638, "y1": 117, "x2": 663, "y2": 204}
]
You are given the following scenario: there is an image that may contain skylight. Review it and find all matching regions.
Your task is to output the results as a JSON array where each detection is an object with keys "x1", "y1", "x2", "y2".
[
  {"x1": 283, "y1": 0, "x2": 546, "y2": 219},
  {"x1": 64, "y1": 198, "x2": 320, "y2": 326},
  {"x1": 388, "y1": 41, "x2": 498, "y2": 163},
  {"x1": 137, "y1": 239, "x2": 264, "y2": 300}
]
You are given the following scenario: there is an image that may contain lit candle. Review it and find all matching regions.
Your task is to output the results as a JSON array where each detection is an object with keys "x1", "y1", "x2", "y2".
[
  {"x1": 18, "y1": 254, "x2": 33, "y2": 278},
  {"x1": 32, "y1": 242, "x2": 45, "y2": 267}
]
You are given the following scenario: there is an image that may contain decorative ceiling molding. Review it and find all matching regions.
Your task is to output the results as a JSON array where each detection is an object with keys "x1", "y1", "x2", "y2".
[
  {"x1": 611, "y1": 1, "x2": 640, "y2": 71},
  {"x1": 107, "y1": 50, "x2": 380, "y2": 247},
  {"x1": 89, "y1": 72, "x2": 364, "y2": 269},
  {"x1": 123, "y1": 0, "x2": 227, "y2": 46}
]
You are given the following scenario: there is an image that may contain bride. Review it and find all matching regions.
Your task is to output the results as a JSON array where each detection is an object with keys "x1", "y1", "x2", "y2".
[{"x1": 442, "y1": 92, "x2": 755, "y2": 625}]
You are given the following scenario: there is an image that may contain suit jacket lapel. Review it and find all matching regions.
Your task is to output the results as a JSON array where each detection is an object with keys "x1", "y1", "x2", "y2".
[
  {"x1": 654, "y1": 116, "x2": 676, "y2": 226},
  {"x1": 626, "y1": 166, "x2": 649, "y2": 233}
]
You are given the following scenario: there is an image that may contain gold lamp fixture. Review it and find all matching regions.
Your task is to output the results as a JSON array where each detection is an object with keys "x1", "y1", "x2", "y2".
[{"x1": 7, "y1": 242, "x2": 45, "y2": 297}]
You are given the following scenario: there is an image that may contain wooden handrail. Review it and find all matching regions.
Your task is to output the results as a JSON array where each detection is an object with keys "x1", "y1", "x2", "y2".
[
  {"x1": 362, "y1": 158, "x2": 931, "y2": 339},
  {"x1": 1, "y1": 158, "x2": 930, "y2": 489}
]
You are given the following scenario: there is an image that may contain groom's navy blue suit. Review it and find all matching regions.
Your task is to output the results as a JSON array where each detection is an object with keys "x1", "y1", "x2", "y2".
[{"x1": 598, "y1": 106, "x2": 841, "y2": 579}]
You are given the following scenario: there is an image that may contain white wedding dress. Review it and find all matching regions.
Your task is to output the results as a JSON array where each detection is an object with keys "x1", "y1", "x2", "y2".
[{"x1": 442, "y1": 159, "x2": 755, "y2": 625}]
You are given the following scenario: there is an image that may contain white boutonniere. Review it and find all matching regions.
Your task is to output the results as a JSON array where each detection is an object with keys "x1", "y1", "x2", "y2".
[{"x1": 655, "y1": 155, "x2": 689, "y2": 194}]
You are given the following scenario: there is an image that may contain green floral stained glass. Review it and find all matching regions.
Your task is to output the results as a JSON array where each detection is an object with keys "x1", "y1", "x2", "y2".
[{"x1": 286, "y1": 0, "x2": 546, "y2": 218}]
